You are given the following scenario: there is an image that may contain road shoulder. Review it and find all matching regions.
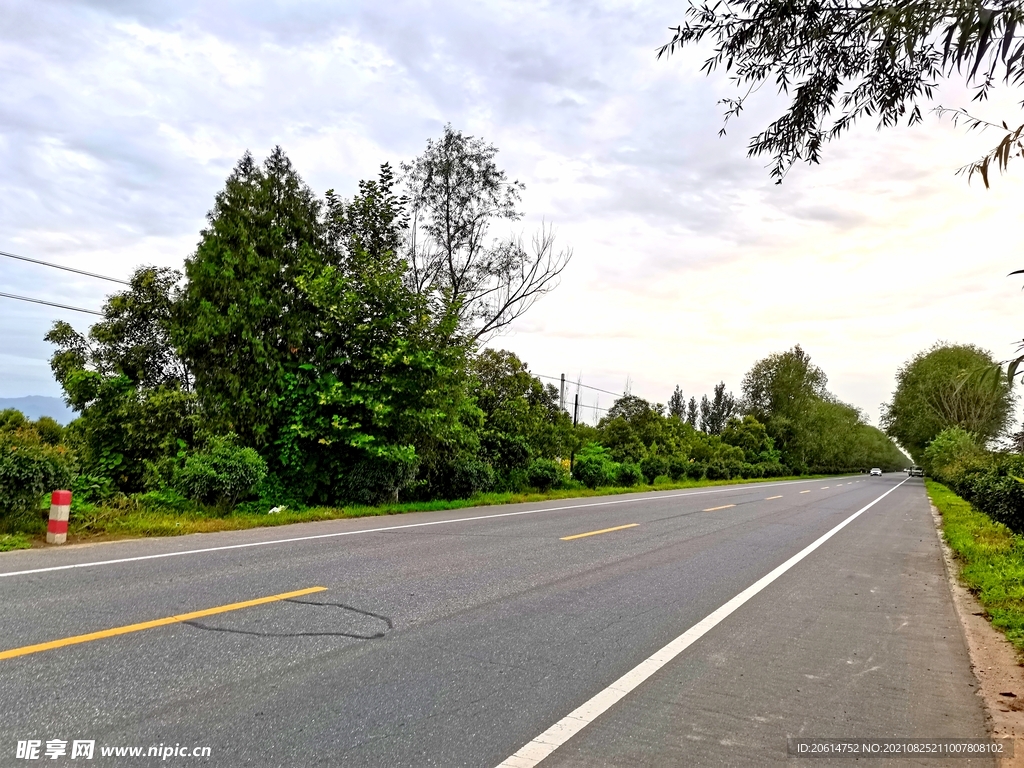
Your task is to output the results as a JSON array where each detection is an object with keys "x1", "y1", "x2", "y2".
[{"x1": 931, "y1": 501, "x2": 1024, "y2": 767}]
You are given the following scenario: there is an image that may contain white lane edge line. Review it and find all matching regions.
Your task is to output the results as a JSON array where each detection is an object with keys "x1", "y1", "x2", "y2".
[
  {"x1": 494, "y1": 477, "x2": 910, "y2": 768},
  {"x1": 1, "y1": 477, "x2": 851, "y2": 579}
]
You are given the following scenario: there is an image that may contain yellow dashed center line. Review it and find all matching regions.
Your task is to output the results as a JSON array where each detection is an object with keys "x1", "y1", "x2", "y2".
[
  {"x1": 0, "y1": 586, "x2": 328, "y2": 661},
  {"x1": 703, "y1": 504, "x2": 736, "y2": 512},
  {"x1": 561, "y1": 523, "x2": 639, "y2": 541},
  {"x1": 765, "y1": 495, "x2": 783, "y2": 500},
  {"x1": 800, "y1": 490, "x2": 811, "y2": 494}
]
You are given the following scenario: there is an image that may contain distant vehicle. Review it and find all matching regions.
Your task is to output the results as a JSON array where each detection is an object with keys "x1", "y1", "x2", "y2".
[
  {"x1": 909, "y1": 466, "x2": 924, "y2": 477},
  {"x1": 870, "y1": 468, "x2": 882, "y2": 476}
]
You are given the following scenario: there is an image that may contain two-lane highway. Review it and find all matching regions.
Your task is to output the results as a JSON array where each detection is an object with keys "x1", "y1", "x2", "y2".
[{"x1": 0, "y1": 475, "x2": 990, "y2": 766}]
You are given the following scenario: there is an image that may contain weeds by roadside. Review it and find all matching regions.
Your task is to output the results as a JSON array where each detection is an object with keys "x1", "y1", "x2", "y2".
[
  {"x1": 0, "y1": 533, "x2": 31, "y2": 552},
  {"x1": 927, "y1": 479, "x2": 1024, "y2": 654}
]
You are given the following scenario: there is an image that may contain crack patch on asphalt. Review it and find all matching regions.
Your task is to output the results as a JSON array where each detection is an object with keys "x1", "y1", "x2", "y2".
[{"x1": 183, "y1": 598, "x2": 392, "y2": 640}]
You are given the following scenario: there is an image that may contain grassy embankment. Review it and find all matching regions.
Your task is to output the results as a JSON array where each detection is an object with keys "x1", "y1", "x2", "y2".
[
  {"x1": 0, "y1": 473, "x2": 846, "y2": 552},
  {"x1": 927, "y1": 479, "x2": 1024, "y2": 655}
]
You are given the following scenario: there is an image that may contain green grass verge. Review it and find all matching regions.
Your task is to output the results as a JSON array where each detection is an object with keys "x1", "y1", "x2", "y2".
[
  {"x1": 5, "y1": 473, "x2": 850, "y2": 549},
  {"x1": 926, "y1": 479, "x2": 1024, "y2": 654},
  {"x1": 0, "y1": 533, "x2": 32, "y2": 552}
]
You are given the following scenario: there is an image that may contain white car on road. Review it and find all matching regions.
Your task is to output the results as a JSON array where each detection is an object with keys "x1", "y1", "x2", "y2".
[{"x1": 870, "y1": 467, "x2": 882, "y2": 476}]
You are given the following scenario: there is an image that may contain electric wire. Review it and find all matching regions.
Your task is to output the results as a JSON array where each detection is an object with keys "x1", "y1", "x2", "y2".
[
  {"x1": 535, "y1": 373, "x2": 622, "y2": 398},
  {"x1": 1, "y1": 249, "x2": 129, "y2": 285},
  {"x1": 0, "y1": 291, "x2": 103, "y2": 316}
]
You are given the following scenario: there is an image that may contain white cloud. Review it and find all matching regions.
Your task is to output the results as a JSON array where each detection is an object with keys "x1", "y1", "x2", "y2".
[{"x1": 1, "y1": 0, "x2": 1021, "y2": 431}]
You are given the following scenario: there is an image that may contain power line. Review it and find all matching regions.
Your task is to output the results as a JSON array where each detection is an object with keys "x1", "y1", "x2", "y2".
[
  {"x1": 1, "y1": 249, "x2": 130, "y2": 285},
  {"x1": 536, "y1": 373, "x2": 623, "y2": 398},
  {"x1": 0, "y1": 291, "x2": 103, "y2": 316}
]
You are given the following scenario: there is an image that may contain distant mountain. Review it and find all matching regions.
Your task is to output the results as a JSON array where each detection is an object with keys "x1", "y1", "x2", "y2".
[{"x1": 0, "y1": 396, "x2": 76, "y2": 424}]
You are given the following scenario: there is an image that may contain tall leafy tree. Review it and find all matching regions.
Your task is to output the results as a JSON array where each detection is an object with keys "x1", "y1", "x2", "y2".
[
  {"x1": 283, "y1": 164, "x2": 480, "y2": 503},
  {"x1": 881, "y1": 342, "x2": 1014, "y2": 460},
  {"x1": 742, "y1": 345, "x2": 829, "y2": 422},
  {"x1": 699, "y1": 382, "x2": 737, "y2": 435},
  {"x1": 739, "y1": 344, "x2": 907, "y2": 471},
  {"x1": 175, "y1": 148, "x2": 324, "y2": 447},
  {"x1": 686, "y1": 396, "x2": 699, "y2": 427},
  {"x1": 668, "y1": 385, "x2": 686, "y2": 420}
]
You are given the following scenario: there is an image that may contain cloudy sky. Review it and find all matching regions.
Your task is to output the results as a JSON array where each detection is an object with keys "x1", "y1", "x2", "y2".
[{"x1": 2, "y1": 0, "x2": 1022, "y2": 426}]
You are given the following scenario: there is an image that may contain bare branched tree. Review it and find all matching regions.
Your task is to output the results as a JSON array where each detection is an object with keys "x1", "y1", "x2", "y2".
[{"x1": 402, "y1": 125, "x2": 572, "y2": 342}]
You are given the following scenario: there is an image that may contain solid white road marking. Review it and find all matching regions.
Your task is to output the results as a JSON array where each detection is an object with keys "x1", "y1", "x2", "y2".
[
  {"x1": 494, "y1": 477, "x2": 911, "y2": 768},
  {"x1": 1, "y1": 478, "x2": 842, "y2": 578}
]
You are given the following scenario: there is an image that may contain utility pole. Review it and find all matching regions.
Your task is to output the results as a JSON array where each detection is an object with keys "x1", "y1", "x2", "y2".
[
  {"x1": 570, "y1": 392, "x2": 580, "y2": 475},
  {"x1": 559, "y1": 373, "x2": 566, "y2": 413}
]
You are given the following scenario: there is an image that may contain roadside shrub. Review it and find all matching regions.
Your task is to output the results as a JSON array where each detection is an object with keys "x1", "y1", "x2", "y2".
[
  {"x1": 572, "y1": 443, "x2": 618, "y2": 489},
  {"x1": 667, "y1": 456, "x2": 690, "y2": 481},
  {"x1": 573, "y1": 455, "x2": 605, "y2": 489},
  {"x1": 739, "y1": 462, "x2": 761, "y2": 478},
  {"x1": 924, "y1": 427, "x2": 984, "y2": 481},
  {"x1": 640, "y1": 455, "x2": 669, "y2": 484},
  {"x1": 72, "y1": 472, "x2": 116, "y2": 503},
  {"x1": 756, "y1": 461, "x2": 785, "y2": 478},
  {"x1": 174, "y1": 435, "x2": 267, "y2": 508},
  {"x1": 929, "y1": 444, "x2": 1024, "y2": 535},
  {"x1": 428, "y1": 457, "x2": 495, "y2": 500},
  {"x1": 685, "y1": 461, "x2": 706, "y2": 480},
  {"x1": 526, "y1": 458, "x2": 563, "y2": 491},
  {"x1": 705, "y1": 460, "x2": 729, "y2": 480},
  {"x1": 136, "y1": 487, "x2": 194, "y2": 513},
  {"x1": 338, "y1": 453, "x2": 421, "y2": 505},
  {"x1": 0, "y1": 409, "x2": 28, "y2": 432},
  {"x1": 616, "y1": 462, "x2": 644, "y2": 487},
  {"x1": 0, "y1": 429, "x2": 75, "y2": 532},
  {"x1": 493, "y1": 467, "x2": 529, "y2": 494},
  {"x1": 32, "y1": 417, "x2": 64, "y2": 446}
]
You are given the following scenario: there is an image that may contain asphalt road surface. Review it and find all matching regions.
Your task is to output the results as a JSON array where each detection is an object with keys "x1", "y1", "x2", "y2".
[{"x1": 0, "y1": 474, "x2": 993, "y2": 766}]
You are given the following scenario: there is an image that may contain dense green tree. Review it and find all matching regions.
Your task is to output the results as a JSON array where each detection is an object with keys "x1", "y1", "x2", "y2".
[
  {"x1": 175, "y1": 147, "x2": 324, "y2": 447},
  {"x1": 699, "y1": 382, "x2": 737, "y2": 435},
  {"x1": 686, "y1": 396, "x2": 699, "y2": 427},
  {"x1": 742, "y1": 345, "x2": 828, "y2": 422},
  {"x1": 469, "y1": 349, "x2": 572, "y2": 477},
  {"x1": 668, "y1": 385, "x2": 686, "y2": 420},
  {"x1": 282, "y1": 165, "x2": 480, "y2": 503},
  {"x1": 46, "y1": 267, "x2": 195, "y2": 492},
  {"x1": 882, "y1": 342, "x2": 1014, "y2": 461},
  {"x1": 722, "y1": 415, "x2": 781, "y2": 464},
  {"x1": 740, "y1": 345, "x2": 907, "y2": 471}
]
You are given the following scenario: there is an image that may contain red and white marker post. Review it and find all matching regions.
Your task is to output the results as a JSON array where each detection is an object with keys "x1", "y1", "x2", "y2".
[{"x1": 47, "y1": 490, "x2": 72, "y2": 545}]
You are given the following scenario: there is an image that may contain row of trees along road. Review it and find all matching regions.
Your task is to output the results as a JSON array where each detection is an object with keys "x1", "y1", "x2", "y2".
[
  {"x1": 44, "y1": 128, "x2": 568, "y2": 507},
  {"x1": 15, "y1": 129, "x2": 906, "y2": 519},
  {"x1": 880, "y1": 342, "x2": 1023, "y2": 533}
]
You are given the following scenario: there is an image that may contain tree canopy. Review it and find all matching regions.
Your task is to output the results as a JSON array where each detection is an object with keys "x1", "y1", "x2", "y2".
[
  {"x1": 881, "y1": 342, "x2": 1014, "y2": 459},
  {"x1": 739, "y1": 345, "x2": 908, "y2": 472},
  {"x1": 402, "y1": 124, "x2": 572, "y2": 340},
  {"x1": 658, "y1": 1, "x2": 1024, "y2": 183}
]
